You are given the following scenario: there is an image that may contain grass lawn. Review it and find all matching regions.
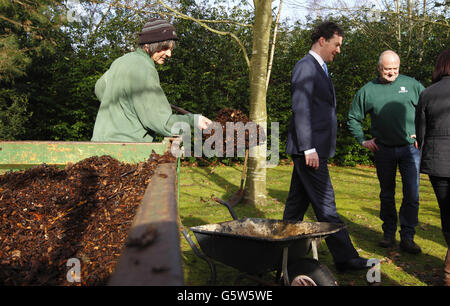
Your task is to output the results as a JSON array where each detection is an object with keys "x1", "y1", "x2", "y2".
[{"x1": 178, "y1": 162, "x2": 448, "y2": 286}]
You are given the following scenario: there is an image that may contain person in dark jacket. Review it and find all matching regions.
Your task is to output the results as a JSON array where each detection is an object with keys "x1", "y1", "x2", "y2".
[
  {"x1": 415, "y1": 49, "x2": 450, "y2": 286},
  {"x1": 284, "y1": 21, "x2": 368, "y2": 272}
]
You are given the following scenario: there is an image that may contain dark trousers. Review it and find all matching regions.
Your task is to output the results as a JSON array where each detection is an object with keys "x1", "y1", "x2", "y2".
[
  {"x1": 373, "y1": 144, "x2": 420, "y2": 240},
  {"x1": 429, "y1": 176, "x2": 450, "y2": 247},
  {"x1": 283, "y1": 155, "x2": 359, "y2": 263}
]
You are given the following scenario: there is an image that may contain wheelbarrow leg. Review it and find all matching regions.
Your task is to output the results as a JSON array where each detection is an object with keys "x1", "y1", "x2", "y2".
[
  {"x1": 275, "y1": 269, "x2": 282, "y2": 284},
  {"x1": 311, "y1": 239, "x2": 319, "y2": 260},
  {"x1": 181, "y1": 229, "x2": 217, "y2": 285},
  {"x1": 282, "y1": 247, "x2": 290, "y2": 286},
  {"x1": 281, "y1": 239, "x2": 320, "y2": 286}
]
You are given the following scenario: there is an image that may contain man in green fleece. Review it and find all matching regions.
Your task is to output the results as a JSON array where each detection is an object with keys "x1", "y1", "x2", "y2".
[
  {"x1": 347, "y1": 50, "x2": 425, "y2": 254},
  {"x1": 91, "y1": 18, "x2": 211, "y2": 142}
]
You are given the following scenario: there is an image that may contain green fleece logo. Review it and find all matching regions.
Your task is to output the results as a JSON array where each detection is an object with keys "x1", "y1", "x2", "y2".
[{"x1": 399, "y1": 87, "x2": 408, "y2": 93}]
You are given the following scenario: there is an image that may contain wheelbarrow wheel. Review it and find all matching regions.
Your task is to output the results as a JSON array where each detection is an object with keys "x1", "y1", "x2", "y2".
[{"x1": 287, "y1": 258, "x2": 338, "y2": 286}]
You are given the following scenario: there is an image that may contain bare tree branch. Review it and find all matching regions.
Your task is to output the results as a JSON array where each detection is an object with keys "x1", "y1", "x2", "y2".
[
  {"x1": 0, "y1": 15, "x2": 26, "y2": 28},
  {"x1": 92, "y1": 0, "x2": 120, "y2": 35},
  {"x1": 266, "y1": 0, "x2": 282, "y2": 90},
  {"x1": 286, "y1": 0, "x2": 450, "y2": 28},
  {"x1": 157, "y1": 0, "x2": 251, "y2": 68}
]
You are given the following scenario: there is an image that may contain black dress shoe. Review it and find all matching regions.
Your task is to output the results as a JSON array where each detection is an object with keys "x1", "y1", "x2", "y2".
[
  {"x1": 400, "y1": 239, "x2": 421, "y2": 254},
  {"x1": 335, "y1": 257, "x2": 369, "y2": 272}
]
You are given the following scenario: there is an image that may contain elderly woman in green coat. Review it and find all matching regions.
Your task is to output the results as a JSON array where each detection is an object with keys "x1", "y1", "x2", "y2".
[{"x1": 92, "y1": 18, "x2": 211, "y2": 142}]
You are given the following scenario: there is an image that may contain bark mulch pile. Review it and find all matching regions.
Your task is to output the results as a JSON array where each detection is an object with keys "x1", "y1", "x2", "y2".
[
  {"x1": 203, "y1": 108, "x2": 266, "y2": 156},
  {"x1": 0, "y1": 151, "x2": 175, "y2": 285}
]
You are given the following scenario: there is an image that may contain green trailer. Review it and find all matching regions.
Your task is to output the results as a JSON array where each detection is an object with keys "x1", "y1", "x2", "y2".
[{"x1": 0, "y1": 138, "x2": 183, "y2": 285}]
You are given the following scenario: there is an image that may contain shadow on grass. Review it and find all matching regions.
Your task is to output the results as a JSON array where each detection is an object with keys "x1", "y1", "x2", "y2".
[
  {"x1": 333, "y1": 167, "x2": 437, "y2": 198},
  {"x1": 339, "y1": 212, "x2": 444, "y2": 286},
  {"x1": 335, "y1": 166, "x2": 379, "y2": 181},
  {"x1": 185, "y1": 165, "x2": 245, "y2": 203},
  {"x1": 358, "y1": 206, "x2": 447, "y2": 250}
]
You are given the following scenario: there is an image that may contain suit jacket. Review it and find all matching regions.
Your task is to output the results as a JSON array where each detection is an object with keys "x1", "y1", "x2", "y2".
[
  {"x1": 286, "y1": 53, "x2": 337, "y2": 158},
  {"x1": 415, "y1": 76, "x2": 450, "y2": 177}
]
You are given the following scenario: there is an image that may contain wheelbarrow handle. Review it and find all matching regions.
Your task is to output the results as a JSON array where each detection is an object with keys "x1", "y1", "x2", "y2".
[
  {"x1": 180, "y1": 227, "x2": 217, "y2": 285},
  {"x1": 213, "y1": 197, "x2": 238, "y2": 220}
]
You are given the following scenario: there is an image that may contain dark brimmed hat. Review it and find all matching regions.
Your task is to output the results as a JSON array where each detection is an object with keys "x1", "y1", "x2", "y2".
[{"x1": 138, "y1": 18, "x2": 178, "y2": 45}]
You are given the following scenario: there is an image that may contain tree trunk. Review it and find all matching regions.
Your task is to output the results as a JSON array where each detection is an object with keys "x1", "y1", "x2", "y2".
[{"x1": 244, "y1": 0, "x2": 272, "y2": 207}]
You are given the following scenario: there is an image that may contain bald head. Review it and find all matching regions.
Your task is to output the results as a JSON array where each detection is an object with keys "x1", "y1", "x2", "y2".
[
  {"x1": 378, "y1": 50, "x2": 400, "y2": 67},
  {"x1": 377, "y1": 50, "x2": 400, "y2": 83}
]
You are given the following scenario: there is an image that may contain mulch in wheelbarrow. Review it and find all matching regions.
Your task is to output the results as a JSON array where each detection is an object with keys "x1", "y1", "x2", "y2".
[{"x1": 0, "y1": 151, "x2": 175, "y2": 286}]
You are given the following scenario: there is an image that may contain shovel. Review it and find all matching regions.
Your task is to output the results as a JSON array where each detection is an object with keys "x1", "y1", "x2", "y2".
[
  {"x1": 228, "y1": 148, "x2": 249, "y2": 207},
  {"x1": 170, "y1": 104, "x2": 191, "y2": 115}
]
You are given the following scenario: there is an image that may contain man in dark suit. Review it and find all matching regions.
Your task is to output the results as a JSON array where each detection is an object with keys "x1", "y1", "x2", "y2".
[{"x1": 284, "y1": 21, "x2": 368, "y2": 272}]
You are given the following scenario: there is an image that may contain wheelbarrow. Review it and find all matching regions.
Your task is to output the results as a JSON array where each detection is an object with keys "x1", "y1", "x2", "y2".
[{"x1": 181, "y1": 198, "x2": 346, "y2": 286}]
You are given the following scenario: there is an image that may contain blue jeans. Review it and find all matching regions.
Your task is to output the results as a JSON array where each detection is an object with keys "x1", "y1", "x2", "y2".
[{"x1": 374, "y1": 144, "x2": 420, "y2": 241}]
